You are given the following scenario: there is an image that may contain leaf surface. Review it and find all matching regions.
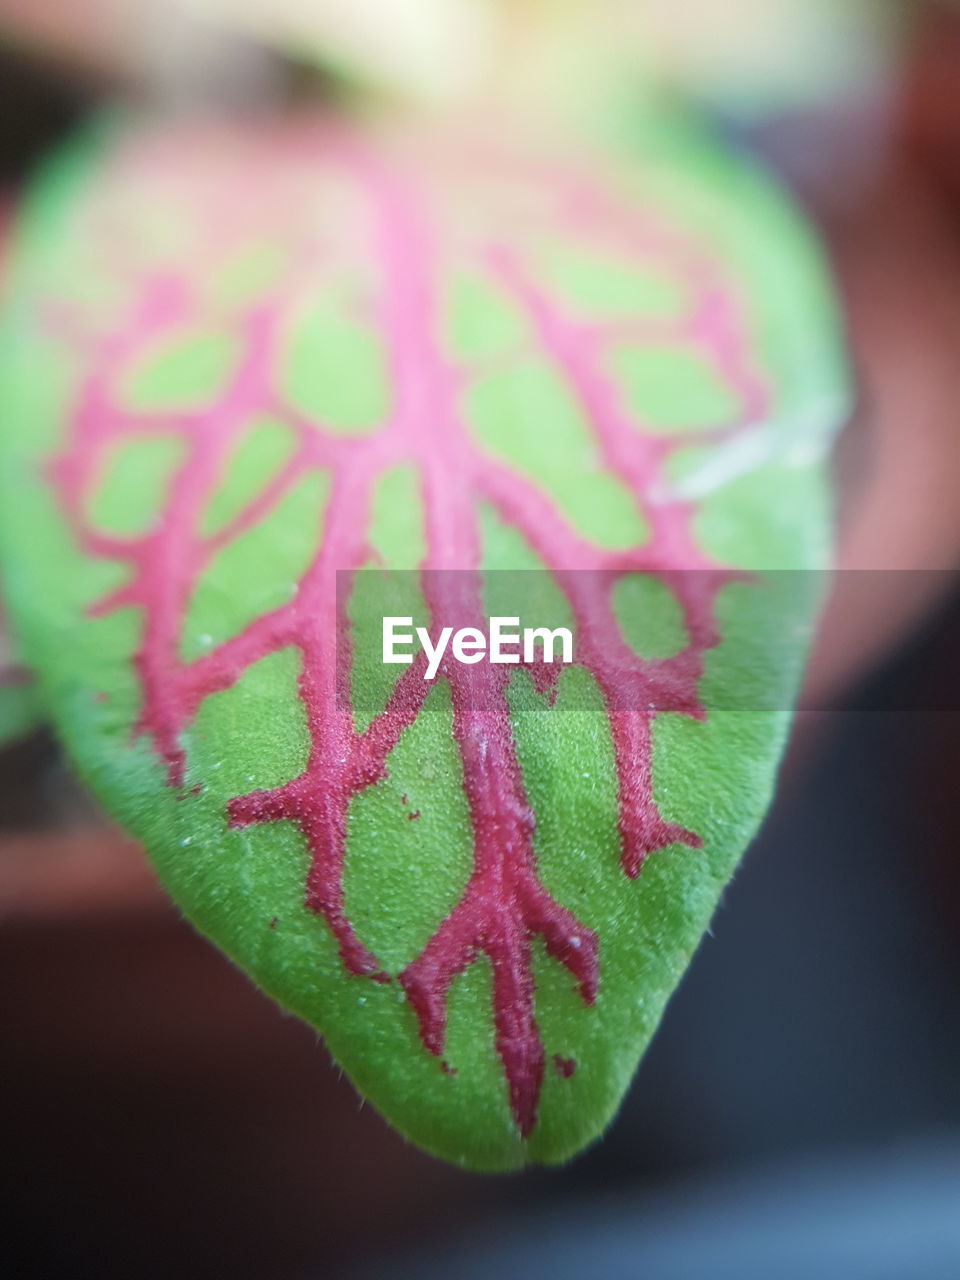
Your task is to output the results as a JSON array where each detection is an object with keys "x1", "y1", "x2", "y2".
[
  {"x1": 0, "y1": 611, "x2": 40, "y2": 746},
  {"x1": 0, "y1": 114, "x2": 849, "y2": 1168}
]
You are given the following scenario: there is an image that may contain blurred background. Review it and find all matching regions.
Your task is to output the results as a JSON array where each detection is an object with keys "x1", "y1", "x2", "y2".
[{"x1": 1, "y1": 1, "x2": 960, "y2": 1276}]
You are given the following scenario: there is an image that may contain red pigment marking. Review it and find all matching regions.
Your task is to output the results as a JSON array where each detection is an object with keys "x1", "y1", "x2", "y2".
[
  {"x1": 407, "y1": 809, "x2": 420, "y2": 821},
  {"x1": 0, "y1": 612, "x2": 30, "y2": 688},
  {"x1": 553, "y1": 1055, "x2": 576, "y2": 1079},
  {"x1": 0, "y1": 663, "x2": 32, "y2": 689},
  {"x1": 46, "y1": 124, "x2": 769, "y2": 1138}
]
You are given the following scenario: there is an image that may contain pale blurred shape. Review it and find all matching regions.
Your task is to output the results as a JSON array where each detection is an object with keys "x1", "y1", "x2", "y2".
[
  {"x1": 180, "y1": 0, "x2": 497, "y2": 100},
  {"x1": 0, "y1": 0, "x2": 906, "y2": 117},
  {"x1": 636, "y1": 0, "x2": 901, "y2": 114}
]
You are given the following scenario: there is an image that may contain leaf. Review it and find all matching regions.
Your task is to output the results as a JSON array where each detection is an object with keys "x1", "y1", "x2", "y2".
[
  {"x1": 0, "y1": 609, "x2": 41, "y2": 747},
  {"x1": 0, "y1": 113, "x2": 849, "y2": 1169}
]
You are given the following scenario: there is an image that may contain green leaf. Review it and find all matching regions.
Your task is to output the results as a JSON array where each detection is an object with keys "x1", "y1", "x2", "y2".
[
  {"x1": 0, "y1": 113, "x2": 849, "y2": 1169},
  {"x1": 0, "y1": 613, "x2": 41, "y2": 747}
]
